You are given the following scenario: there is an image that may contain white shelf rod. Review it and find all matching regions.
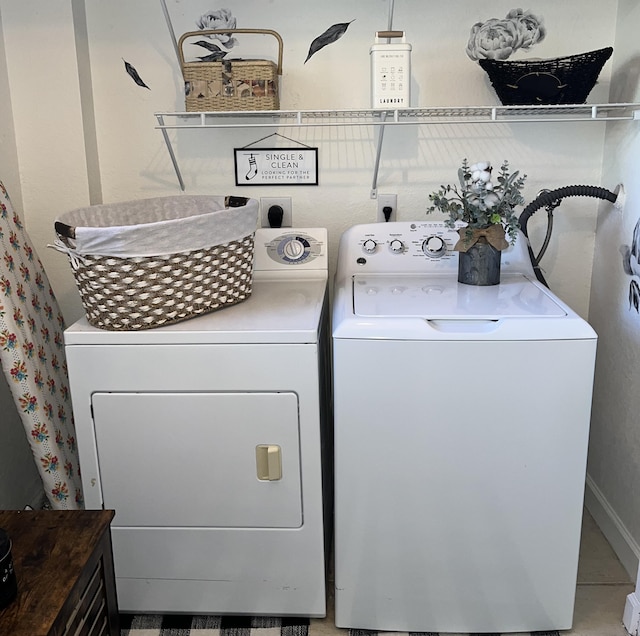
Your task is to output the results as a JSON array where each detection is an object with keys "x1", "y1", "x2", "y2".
[{"x1": 155, "y1": 114, "x2": 185, "y2": 191}]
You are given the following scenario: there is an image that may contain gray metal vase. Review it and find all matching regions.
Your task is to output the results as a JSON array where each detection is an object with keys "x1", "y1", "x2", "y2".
[{"x1": 457, "y1": 238, "x2": 501, "y2": 286}]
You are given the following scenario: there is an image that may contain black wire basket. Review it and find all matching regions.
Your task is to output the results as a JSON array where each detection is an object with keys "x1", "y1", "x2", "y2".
[{"x1": 478, "y1": 47, "x2": 613, "y2": 106}]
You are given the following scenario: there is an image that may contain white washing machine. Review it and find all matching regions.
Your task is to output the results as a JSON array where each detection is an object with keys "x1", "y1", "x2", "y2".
[
  {"x1": 332, "y1": 221, "x2": 597, "y2": 634},
  {"x1": 65, "y1": 228, "x2": 331, "y2": 617}
]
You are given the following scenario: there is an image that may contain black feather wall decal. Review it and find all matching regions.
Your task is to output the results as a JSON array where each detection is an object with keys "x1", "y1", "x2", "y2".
[
  {"x1": 123, "y1": 59, "x2": 150, "y2": 89},
  {"x1": 193, "y1": 40, "x2": 224, "y2": 52},
  {"x1": 305, "y1": 20, "x2": 355, "y2": 63},
  {"x1": 198, "y1": 52, "x2": 228, "y2": 61}
]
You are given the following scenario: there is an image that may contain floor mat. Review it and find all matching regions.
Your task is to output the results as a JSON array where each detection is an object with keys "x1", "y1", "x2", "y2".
[
  {"x1": 118, "y1": 617, "x2": 562, "y2": 636},
  {"x1": 119, "y1": 615, "x2": 310, "y2": 636}
]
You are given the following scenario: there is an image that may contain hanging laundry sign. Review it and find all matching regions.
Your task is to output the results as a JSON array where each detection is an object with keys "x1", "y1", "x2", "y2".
[
  {"x1": 234, "y1": 147, "x2": 318, "y2": 186},
  {"x1": 234, "y1": 134, "x2": 318, "y2": 186}
]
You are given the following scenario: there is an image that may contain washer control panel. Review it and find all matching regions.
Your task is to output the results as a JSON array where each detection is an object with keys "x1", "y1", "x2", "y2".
[
  {"x1": 339, "y1": 221, "x2": 532, "y2": 276},
  {"x1": 352, "y1": 221, "x2": 460, "y2": 273}
]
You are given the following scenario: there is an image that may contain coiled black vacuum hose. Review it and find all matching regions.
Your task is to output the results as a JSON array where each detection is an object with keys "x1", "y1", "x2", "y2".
[{"x1": 518, "y1": 185, "x2": 618, "y2": 286}]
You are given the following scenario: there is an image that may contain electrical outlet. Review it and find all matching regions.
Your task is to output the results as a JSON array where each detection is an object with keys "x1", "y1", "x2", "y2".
[
  {"x1": 377, "y1": 194, "x2": 397, "y2": 222},
  {"x1": 261, "y1": 197, "x2": 292, "y2": 228}
]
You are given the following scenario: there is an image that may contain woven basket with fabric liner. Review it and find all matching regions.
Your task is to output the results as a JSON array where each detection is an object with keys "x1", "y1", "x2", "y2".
[
  {"x1": 478, "y1": 47, "x2": 613, "y2": 105},
  {"x1": 179, "y1": 28, "x2": 283, "y2": 112},
  {"x1": 52, "y1": 195, "x2": 258, "y2": 331}
]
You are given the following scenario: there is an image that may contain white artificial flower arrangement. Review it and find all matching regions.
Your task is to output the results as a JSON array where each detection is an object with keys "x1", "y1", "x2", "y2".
[{"x1": 427, "y1": 159, "x2": 527, "y2": 251}]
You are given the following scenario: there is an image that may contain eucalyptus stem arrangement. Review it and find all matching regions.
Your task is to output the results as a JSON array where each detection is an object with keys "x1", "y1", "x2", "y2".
[{"x1": 427, "y1": 159, "x2": 527, "y2": 251}]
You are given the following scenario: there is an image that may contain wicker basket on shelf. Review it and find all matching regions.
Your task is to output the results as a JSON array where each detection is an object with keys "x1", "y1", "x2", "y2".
[
  {"x1": 179, "y1": 28, "x2": 283, "y2": 112},
  {"x1": 52, "y1": 196, "x2": 258, "y2": 331},
  {"x1": 478, "y1": 47, "x2": 613, "y2": 105}
]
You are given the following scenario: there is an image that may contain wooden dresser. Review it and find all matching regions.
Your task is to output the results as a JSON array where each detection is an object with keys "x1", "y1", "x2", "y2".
[{"x1": 0, "y1": 509, "x2": 119, "y2": 636}]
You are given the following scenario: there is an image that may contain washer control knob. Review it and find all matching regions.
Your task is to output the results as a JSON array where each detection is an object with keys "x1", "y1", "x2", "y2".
[
  {"x1": 362, "y1": 239, "x2": 378, "y2": 254},
  {"x1": 389, "y1": 239, "x2": 405, "y2": 254},
  {"x1": 422, "y1": 235, "x2": 447, "y2": 258}
]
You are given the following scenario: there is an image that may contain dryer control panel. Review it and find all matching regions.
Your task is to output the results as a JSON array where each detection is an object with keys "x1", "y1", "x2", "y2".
[
  {"x1": 337, "y1": 221, "x2": 534, "y2": 277},
  {"x1": 254, "y1": 228, "x2": 328, "y2": 272}
]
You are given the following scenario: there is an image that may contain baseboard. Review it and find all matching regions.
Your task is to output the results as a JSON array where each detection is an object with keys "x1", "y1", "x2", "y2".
[
  {"x1": 624, "y1": 591, "x2": 640, "y2": 635},
  {"x1": 585, "y1": 474, "x2": 640, "y2": 581},
  {"x1": 22, "y1": 489, "x2": 46, "y2": 510}
]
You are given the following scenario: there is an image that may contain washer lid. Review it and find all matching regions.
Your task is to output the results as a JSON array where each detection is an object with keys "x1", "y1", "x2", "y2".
[{"x1": 353, "y1": 273, "x2": 566, "y2": 319}]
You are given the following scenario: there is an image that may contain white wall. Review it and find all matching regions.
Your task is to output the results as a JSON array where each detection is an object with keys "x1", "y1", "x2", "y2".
[
  {"x1": 588, "y1": 0, "x2": 640, "y2": 580},
  {"x1": 0, "y1": 0, "x2": 616, "y2": 325},
  {"x1": 0, "y1": 3, "x2": 19, "y2": 201},
  {"x1": 80, "y1": 0, "x2": 616, "y2": 320},
  {"x1": 0, "y1": 1, "x2": 92, "y2": 320}
]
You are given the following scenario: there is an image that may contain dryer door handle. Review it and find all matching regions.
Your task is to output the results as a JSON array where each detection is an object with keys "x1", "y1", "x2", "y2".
[{"x1": 256, "y1": 445, "x2": 283, "y2": 481}]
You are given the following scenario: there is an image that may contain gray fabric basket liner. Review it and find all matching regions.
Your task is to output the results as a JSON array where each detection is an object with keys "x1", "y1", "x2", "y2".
[{"x1": 56, "y1": 195, "x2": 259, "y2": 258}]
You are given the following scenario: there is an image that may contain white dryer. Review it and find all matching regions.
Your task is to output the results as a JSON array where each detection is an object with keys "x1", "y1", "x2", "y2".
[
  {"x1": 332, "y1": 221, "x2": 597, "y2": 634},
  {"x1": 65, "y1": 228, "x2": 331, "y2": 617}
]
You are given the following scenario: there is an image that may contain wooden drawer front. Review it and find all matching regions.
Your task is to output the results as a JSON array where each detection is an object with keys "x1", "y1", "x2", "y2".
[{"x1": 63, "y1": 559, "x2": 108, "y2": 636}]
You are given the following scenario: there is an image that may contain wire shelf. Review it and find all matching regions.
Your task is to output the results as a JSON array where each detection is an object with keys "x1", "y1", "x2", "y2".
[
  {"x1": 154, "y1": 103, "x2": 640, "y2": 191},
  {"x1": 155, "y1": 103, "x2": 640, "y2": 130}
]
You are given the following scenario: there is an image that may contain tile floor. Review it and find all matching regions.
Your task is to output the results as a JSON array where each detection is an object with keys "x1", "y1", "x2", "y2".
[
  {"x1": 309, "y1": 510, "x2": 635, "y2": 636},
  {"x1": 570, "y1": 510, "x2": 634, "y2": 636}
]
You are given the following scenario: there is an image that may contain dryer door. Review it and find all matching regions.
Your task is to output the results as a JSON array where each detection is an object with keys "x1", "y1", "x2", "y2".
[{"x1": 91, "y1": 391, "x2": 302, "y2": 528}]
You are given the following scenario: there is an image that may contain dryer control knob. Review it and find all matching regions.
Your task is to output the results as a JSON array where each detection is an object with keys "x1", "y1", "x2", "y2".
[
  {"x1": 422, "y1": 235, "x2": 447, "y2": 258},
  {"x1": 362, "y1": 239, "x2": 378, "y2": 254},
  {"x1": 389, "y1": 239, "x2": 405, "y2": 254},
  {"x1": 282, "y1": 238, "x2": 306, "y2": 261}
]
